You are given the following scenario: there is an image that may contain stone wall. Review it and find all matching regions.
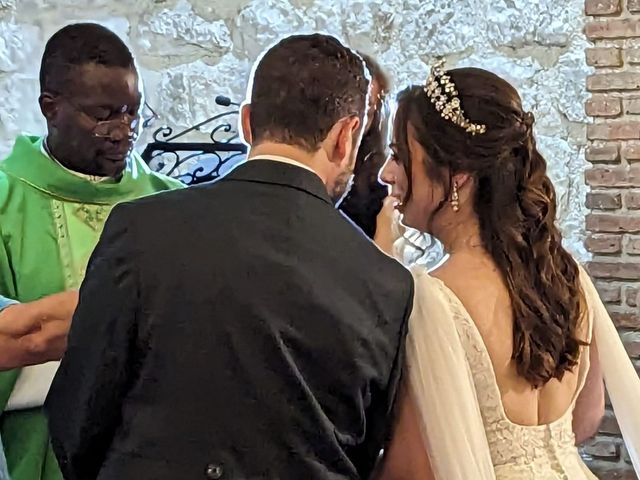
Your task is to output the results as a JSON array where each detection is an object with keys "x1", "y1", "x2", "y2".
[
  {"x1": 0, "y1": 0, "x2": 590, "y2": 257},
  {"x1": 585, "y1": 0, "x2": 640, "y2": 478}
]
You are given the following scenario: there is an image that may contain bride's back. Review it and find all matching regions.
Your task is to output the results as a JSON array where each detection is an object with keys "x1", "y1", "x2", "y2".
[
  {"x1": 432, "y1": 251, "x2": 587, "y2": 427},
  {"x1": 379, "y1": 68, "x2": 603, "y2": 479}
]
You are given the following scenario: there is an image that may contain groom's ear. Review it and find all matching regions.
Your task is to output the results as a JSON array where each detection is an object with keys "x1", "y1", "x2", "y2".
[
  {"x1": 329, "y1": 116, "x2": 361, "y2": 165},
  {"x1": 240, "y1": 103, "x2": 253, "y2": 146}
]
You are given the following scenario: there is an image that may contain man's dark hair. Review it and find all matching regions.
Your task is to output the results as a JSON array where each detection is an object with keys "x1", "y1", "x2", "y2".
[
  {"x1": 40, "y1": 23, "x2": 135, "y2": 94},
  {"x1": 339, "y1": 53, "x2": 390, "y2": 239},
  {"x1": 249, "y1": 33, "x2": 369, "y2": 151}
]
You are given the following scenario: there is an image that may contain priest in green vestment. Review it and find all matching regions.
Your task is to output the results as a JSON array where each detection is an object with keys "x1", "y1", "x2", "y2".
[{"x1": 0, "y1": 23, "x2": 184, "y2": 480}]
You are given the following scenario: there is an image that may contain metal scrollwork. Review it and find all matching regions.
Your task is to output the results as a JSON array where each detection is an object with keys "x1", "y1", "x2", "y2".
[
  {"x1": 141, "y1": 96, "x2": 247, "y2": 185},
  {"x1": 152, "y1": 126, "x2": 176, "y2": 141},
  {"x1": 210, "y1": 121, "x2": 238, "y2": 144}
]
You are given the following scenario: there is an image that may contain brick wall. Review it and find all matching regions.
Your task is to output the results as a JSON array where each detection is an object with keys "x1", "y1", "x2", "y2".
[{"x1": 585, "y1": 0, "x2": 640, "y2": 478}]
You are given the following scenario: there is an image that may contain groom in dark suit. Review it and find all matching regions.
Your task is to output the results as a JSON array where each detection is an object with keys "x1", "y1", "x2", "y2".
[{"x1": 45, "y1": 33, "x2": 414, "y2": 480}]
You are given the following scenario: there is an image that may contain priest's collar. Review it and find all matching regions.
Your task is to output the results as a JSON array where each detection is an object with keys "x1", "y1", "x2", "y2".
[
  {"x1": 41, "y1": 137, "x2": 109, "y2": 184},
  {"x1": 1, "y1": 135, "x2": 146, "y2": 204}
]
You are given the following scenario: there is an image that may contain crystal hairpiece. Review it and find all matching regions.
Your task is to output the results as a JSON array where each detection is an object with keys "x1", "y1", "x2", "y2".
[{"x1": 424, "y1": 58, "x2": 487, "y2": 136}]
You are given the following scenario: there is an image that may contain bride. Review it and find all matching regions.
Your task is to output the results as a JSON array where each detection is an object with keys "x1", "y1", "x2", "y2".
[{"x1": 374, "y1": 60, "x2": 640, "y2": 479}]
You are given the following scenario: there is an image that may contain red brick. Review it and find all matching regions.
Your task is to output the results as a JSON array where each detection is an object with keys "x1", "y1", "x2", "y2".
[
  {"x1": 586, "y1": 0, "x2": 622, "y2": 15},
  {"x1": 585, "y1": 165, "x2": 640, "y2": 186},
  {"x1": 621, "y1": 331, "x2": 640, "y2": 358},
  {"x1": 586, "y1": 144, "x2": 620, "y2": 163},
  {"x1": 595, "y1": 281, "x2": 622, "y2": 302},
  {"x1": 625, "y1": 191, "x2": 640, "y2": 208},
  {"x1": 624, "y1": 97, "x2": 640, "y2": 114},
  {"x1": 586, "y1": 191, "x2": 622, "y2": 209},
  {"x1": 625, "y1": 235, "x2": 640, "y2": 254},
  {"x1": 611, "y1": 311, "x2": 640, "y2": 329},
  {"x1": 629, "y1": 0, "x2": 640, "y2": 13},
  {"x1": 587, "y1": 72, "x2": 640, "y2": 91},
  {"x1": 586, "y1": 18, "x2": 640, "y2": 39},
  {"x1": 586, "y1": 47, "x2": 623, "y2": 67},
  {"x1": 626, "y1": 48, "x2": 640, "y2": 65},
  {"x1": 586, "y1": 95, "x2": 622, "y2": 117},
  {"x1": 587, "y1": 213, "x2": 640, "y2": 233},
  {"x1": 622, "y1": 143, "x2": 640, "y2": 161},
  {"x1": 586, "y1": 234, "x2": 623, "y2": 253},
  {"x1": 583, "y1": 438, "x2": 620, "y2": 459},
  {"x1": 587, "y1": 260, "x2": 640, "y2": 278},
  {"x1": 587, "y1": 122, "x2": 640, "y2": 140},
  {"x1": 624, "y1": 286, "x2": 639, "y2": 307}
]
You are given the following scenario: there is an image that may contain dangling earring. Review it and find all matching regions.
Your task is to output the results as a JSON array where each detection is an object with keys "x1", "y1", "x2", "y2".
[{"x1": 451, "y1": 181, "x2": 460, "y2": 212}]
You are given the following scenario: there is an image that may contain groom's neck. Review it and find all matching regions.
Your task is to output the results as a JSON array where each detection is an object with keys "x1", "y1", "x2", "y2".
[{"x1": 247, "y1": 142, "x2": 329, "y2": 183}]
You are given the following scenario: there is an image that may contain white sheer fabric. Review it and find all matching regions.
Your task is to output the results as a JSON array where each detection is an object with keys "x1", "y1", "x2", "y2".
[
  {"x1": 405, "y1": 265, "x2": 639, "y2": 479},
  {"x1": 581, "y1": 270, "x2": 640, "y2": 473},
  {"x1": 406, "y1": 266, "x2": 495, "y2": 479}
]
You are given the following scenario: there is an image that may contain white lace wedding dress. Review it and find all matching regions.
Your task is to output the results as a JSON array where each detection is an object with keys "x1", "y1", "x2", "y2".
[{"x1": 405, "y1": 265, "x2": 640, "y2": 480}]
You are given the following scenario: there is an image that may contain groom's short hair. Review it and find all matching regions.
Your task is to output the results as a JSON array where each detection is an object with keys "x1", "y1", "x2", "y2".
[{"x1": 248, "y1": 33, "x2": 369, "y2": 152}]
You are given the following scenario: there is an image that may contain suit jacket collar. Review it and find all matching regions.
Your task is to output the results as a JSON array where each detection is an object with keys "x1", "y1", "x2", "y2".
[{"x1": 225, "y1": 158, "x2": 333, "y2": 206}]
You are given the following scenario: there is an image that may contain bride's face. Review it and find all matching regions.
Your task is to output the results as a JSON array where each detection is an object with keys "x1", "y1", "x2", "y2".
[{"x1": 380, "y1": 123, "x2": 446, "y2": 233}]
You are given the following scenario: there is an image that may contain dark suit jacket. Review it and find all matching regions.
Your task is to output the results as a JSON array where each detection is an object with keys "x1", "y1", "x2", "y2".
[{"x1": 45, "y1": 159, "x2": 414, "y2": 480}]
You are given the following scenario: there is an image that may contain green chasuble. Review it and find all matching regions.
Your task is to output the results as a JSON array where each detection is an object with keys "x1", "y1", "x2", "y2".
[{"x1": 0, "y1": 135, "x2": 184, "y2": 480}]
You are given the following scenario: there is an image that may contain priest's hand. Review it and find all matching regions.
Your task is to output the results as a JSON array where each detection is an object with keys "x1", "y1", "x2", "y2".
[{"x1": 0, "y1": 290, "x2": 78, "y2": 369}]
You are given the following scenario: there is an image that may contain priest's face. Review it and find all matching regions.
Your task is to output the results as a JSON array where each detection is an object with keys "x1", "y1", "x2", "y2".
[{"x1": 42, "y1": 63, "x2": 142, "y2": 178}]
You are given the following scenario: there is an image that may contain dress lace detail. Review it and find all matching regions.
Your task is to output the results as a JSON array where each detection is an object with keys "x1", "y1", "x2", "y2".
[{"x1": 427, "y1": 275, "x2": 597, "y2": 480}]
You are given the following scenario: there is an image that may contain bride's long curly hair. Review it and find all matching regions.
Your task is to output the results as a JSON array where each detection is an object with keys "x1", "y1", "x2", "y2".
[{"x1": 394, "y1": 68, "x2": 586, "y2": 388}]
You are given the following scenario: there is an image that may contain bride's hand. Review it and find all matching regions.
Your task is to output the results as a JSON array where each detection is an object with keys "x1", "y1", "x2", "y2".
[{"x1": 374, "y1": 196, "x2": 400, "y2": 256}]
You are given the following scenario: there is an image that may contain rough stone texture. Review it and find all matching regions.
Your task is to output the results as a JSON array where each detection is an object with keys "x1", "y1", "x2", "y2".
[
  {"x1": 0, "y1": 0, "x2": 590, "y2": 261},
  {"x1": 136, "y1": 0, "x2": 233, "y2": 69}
]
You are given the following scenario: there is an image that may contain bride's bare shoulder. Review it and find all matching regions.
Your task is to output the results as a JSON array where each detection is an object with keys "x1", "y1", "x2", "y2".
[{"x1": 426, "y1": 253, "x2": 511, "y2": 316}]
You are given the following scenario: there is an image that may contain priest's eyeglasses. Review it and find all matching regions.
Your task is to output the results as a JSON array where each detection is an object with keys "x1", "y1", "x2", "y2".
[
  {"x1": 63, "y1": 97, "x2": 141, "y2": 139},
  {"x1": 92, "y1": 116, "x2": 140, "y2": 139}
]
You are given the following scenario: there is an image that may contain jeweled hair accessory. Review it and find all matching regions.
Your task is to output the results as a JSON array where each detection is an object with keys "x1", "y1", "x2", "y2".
[{"x1": 424, "y1": 58, "x2": 487, "y2": 136}]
